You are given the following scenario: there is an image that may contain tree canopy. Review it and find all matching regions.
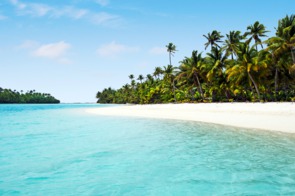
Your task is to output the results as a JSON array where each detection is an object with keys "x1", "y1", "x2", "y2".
[
  {"x1": 0, "y1": 88, "x2": 60, "y2": 104},
  {"x1": 96, "y1": 15, "x2": 295, "y2": 104}
]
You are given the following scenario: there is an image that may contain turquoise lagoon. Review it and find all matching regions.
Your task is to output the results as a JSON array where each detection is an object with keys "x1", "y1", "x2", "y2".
[{"x1": 0, "y1": 104, "x2": 295, "y2": 195}]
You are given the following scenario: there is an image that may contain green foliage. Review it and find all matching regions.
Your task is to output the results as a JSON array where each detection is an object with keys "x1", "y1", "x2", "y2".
[
  {"x1": 0, "y1": 88, "x2": 60, "y2": 104},
  {"x1": 203, "y1": 30, "x2": 224, "y2": 50},
  {"x1": 96, "y1": 15, "x2": 295, "y2": 104}
]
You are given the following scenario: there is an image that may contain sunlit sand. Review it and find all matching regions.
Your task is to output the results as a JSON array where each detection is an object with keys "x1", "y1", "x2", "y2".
[{"x1": 87, "y1": 103, "x2": 295, "y2": 133}]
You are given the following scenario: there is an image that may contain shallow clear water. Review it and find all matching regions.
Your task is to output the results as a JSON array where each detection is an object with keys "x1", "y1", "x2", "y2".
[{"x1": 0, "y1": 104, "x2": 295, "y2": 195}]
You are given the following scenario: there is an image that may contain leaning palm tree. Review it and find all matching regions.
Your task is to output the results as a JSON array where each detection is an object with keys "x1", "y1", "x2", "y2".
[
  {"x1": 265, "y1": 15, "x2": 295, "y2": 93},
  {"x1": 226, "y1": 43, "x2": 267, "y2": 101},
  {"x1": 166, "y1": 43, "x2": 177, "y2": 65},
  {"x1": 244, "y1": 21, "x2": 269, "y2": 50},
  {"x1": 203, "y1": 30, "x2": 224, "y2": 50},
  {"x1": 177, "y1": 50, "x2": 205, "y2": 100},
  {"x1": 223, "y1": 31, "x2": 243, "y2": 59}
]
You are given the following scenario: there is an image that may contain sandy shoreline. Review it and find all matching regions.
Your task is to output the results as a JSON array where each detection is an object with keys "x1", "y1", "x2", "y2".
[{"x1": 86, "y1": 103, "x2": 295, "y2": 133}]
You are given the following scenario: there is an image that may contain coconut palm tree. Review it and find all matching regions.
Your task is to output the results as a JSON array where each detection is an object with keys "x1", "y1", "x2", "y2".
[
  {"x1": 268, "y1": 15, "x2": 295, "y2": 64},
  {"x1": 163, "y1": 65, "x2": 177, "y2": 102},
  {"x1": 146, "y1": 74, "x2": 154, "y2": 83},
  {"x1": 206, "y1": 47, "x2": 227, "y2": 81},
  {"x1": 203, "y1": 30, "x2": 224, "y2": 50},
  {"x1": 129, "y1": 74, "x2": 134, "y2": 81},
  {"x1": 226, "y1": 43, "x2": 267, "y2": 101},
  {"x1": 153, "y1": 66, "x2": 163, "y2": 80},
  {"x1": 264, "y1": 15, "x2": 295, "y2": 95},
  {"x1": 166, "y1": 43, "x2": 177, "y2": 65},
  {"x1": 224, "y1": 31, "x2": 243, "y2": 59},
  {"x1": 205, "y1": 47, "x2": 228, "y2": 101},
  {"x1": 244, "y1": 21, "x2": 269, "y2": 50},
  {"x1": 137, "y1": 75, "x2": 144, "y2": 84},
  {"x1": 177, "y1": 50, "x2": 205, "y2": 100}
]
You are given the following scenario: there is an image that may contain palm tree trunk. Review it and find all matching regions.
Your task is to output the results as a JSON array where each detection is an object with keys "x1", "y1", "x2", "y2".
[
  {"x1": 225, "y1": 90, "x2": 231, "y2": 101},
  {"x1": 291, "y1": 47, "x2": 295, "y2": 64},
  {"x1": 172, "y1": 79, "x2": 177, "y2": 103},
  {"x1": 169, "y1": 53, "x2": 172, "y2": 65},
  {"x1": 231, "y1": 53, "x2": 234, "y2": 60},
  {"x1": 212, "y1": 88, "x2": 216, "y2": 102},
  {"x1": 194, "y1": 71, "x2": 204, "y2": 100},
  {"x1": 275, "y1": 67, "x2": 278, "y2": 94},
  {"x1": 248, "y1": 72, "x2": 260, "y2": 101}
]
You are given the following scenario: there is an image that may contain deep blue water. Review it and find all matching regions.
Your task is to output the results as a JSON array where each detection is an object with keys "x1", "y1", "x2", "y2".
[{"x1": 0, "y1": 104, "x2": 295, "y2": 195}]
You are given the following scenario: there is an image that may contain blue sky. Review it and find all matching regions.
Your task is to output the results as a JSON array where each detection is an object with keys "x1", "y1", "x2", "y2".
[{"x1": 0, "y1": 0, "x2": 293, "y2": 103}]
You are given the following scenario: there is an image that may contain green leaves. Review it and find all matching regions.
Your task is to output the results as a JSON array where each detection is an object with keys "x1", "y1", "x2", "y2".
[
  {"x1": 244, "y1": 21, "x2": 269, "y2": 50},
  {"x1": 203, "y1": 30, "x2": 224, "y2": 50},
  {"x1": 96, "y1": 15, "x2": 295, "y2": 104},
  {"x1": 0, "y1": 88, "x2": 60, "y2": 104}
]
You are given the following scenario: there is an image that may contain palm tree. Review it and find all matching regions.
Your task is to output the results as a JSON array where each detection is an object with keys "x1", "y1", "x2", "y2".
[
  {"x1": 129, "y1": 74, "x2": 134, "y2": 80},
  {"x1": 224, "y1": 31, "x2": 243, "y2": 59},
  {"x1": 146, "y1": 74, "x2": 154, "y2": 83},
  {"x1": 205, "y1": 47, "x2": 228, "y2": 101},
  {"x1": 137, "y1": 75, "x2": 144, "y2": 84},
  {"x1": 131, "y1": 80, "x2": 136, "y2": 88},
  {"x1": 226, "y1": 43, "x2": 267, "y2": 101},
  {"x1": 177, "y1": 50, "x2": 205, "y2": 100},
  {"x1": 163, "y1": 65, "x2": 177, "y2": 102},
  {"x1": 153, "y1": 66, "x2": 163, "y2": 80},
  {"x1": 203, "y1": 30, "x2": 224, "y2": 50},
  {"x1": 269, "y1": 14, "x2": 295, "y2": 64},
  {"x1": 265, "y1": 15, "x2": 295, "y2": 94},
  {"x1": 166, "y1": 43, "x2": 177, "y2": 65},
  {"x1": 206, "y1": 47, "x2": 227, "y2": 80},
  {"x1": 244, "y1": 21, "x2": 269, "y2": 50}
]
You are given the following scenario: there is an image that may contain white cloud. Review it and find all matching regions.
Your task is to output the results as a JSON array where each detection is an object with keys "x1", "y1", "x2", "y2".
[
  {"x1": 10, "y1": 0, "x2": 53, "y2": 17},
  {"x1": 96, "y1": 0, "x2": 109, "y2": 6},
  {"x1": 33, "y1": 41, "x2": 71, "y2": 59},
  {"x1": 32, "y1": 41, "x2": 71, "y2": 64},
  {"x1": 149, "y1": 47, "x2": 167, "y2": 55},
  {"x1": 17, "y1": 40, "x2": 72, "y2": 64},
  {"x1": 9, "y1": 0, "x2": 121, "y2": 26},
  {"x1": 96, "y1": 41, "x2": 139, "y2": 57},
  {"x1": 30, "y1": 4, "x2": 52, "y2": 17},
  {"x1": 10, "y1": 0, "x2": 26, "y2": 9},
  {"x1": 91, "y1": 12, "x2": 120, "y2": 25},
  {"x1": 51, "y1": 7, "x2": 88, "y2": 19}
]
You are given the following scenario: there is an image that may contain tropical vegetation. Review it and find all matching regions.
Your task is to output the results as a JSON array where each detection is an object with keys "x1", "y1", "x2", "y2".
[
  {"x1": 0, "y1": 88, "x2": 60, "y2": 103},
  {"x1": 96, "y1": 15, "x2": 295, "y2": 104}
]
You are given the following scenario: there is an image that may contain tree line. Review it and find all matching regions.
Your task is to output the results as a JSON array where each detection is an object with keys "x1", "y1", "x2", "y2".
[
  {"x1": 0, "y1": 87, "x2": 60, "y2": 103},
  {"x1": 96, "y1": 15, "x2": 295, "y2": 104}
]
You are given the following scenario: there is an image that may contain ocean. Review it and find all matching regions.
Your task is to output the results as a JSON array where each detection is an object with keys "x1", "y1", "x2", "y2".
[{"x1": 0, "y1": 104, "x2": 295, "y2": 195}]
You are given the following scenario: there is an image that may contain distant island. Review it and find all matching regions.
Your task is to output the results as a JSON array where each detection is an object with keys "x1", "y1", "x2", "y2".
[
  {"x1": 96, "y1": 15, "x2": 295, "y2": 104},
  {"x1": 0, "y1": 87, "x2": 60, "y2": 104}
]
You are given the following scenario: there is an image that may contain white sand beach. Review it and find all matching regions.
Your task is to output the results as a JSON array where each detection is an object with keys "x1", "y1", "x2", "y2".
[{"x1": 87, "y1": 103, "x2": 295, "y2": 133}]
